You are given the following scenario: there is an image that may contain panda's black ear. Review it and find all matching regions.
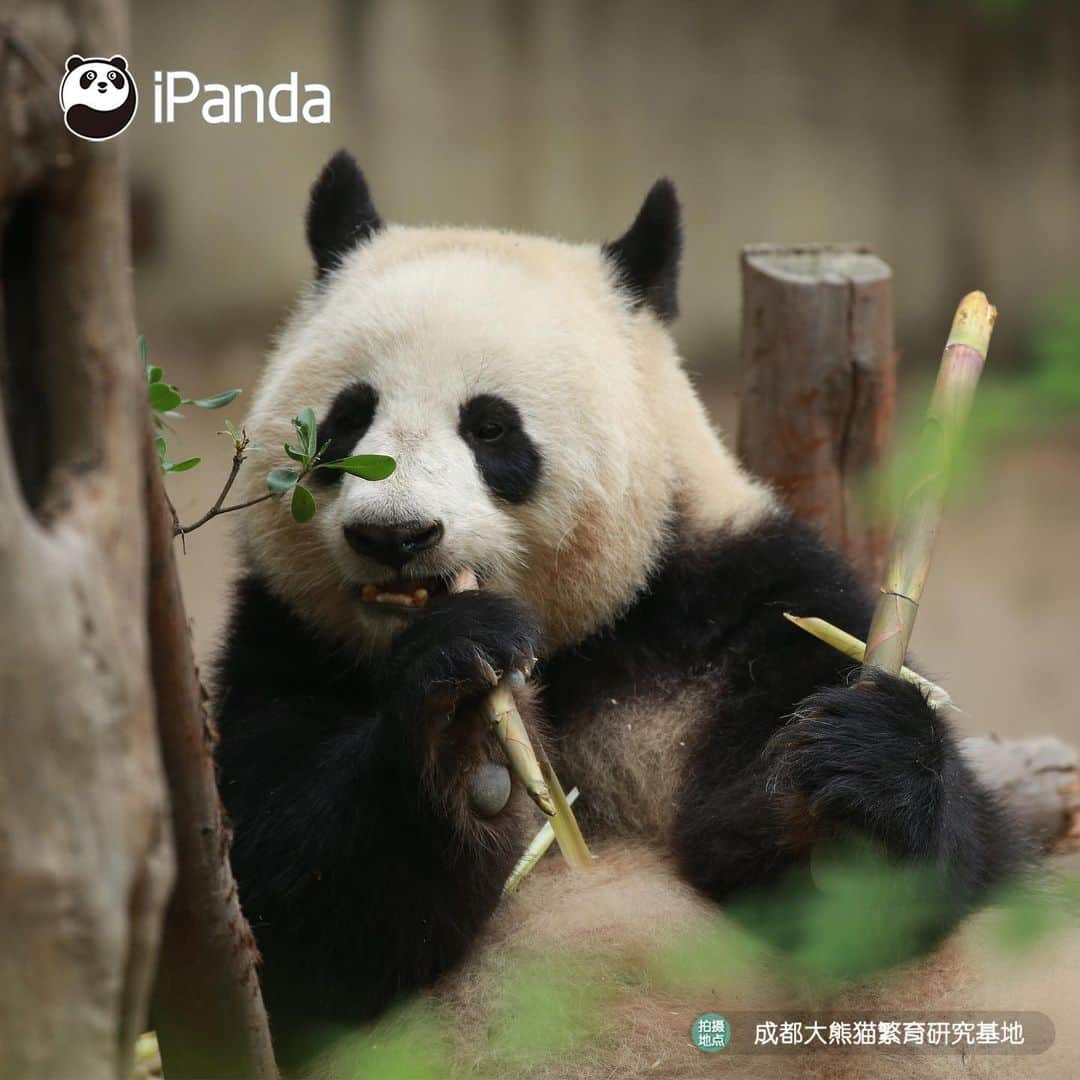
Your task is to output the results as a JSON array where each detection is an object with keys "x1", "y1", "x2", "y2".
[
  {"x1": 306, "y1": 150, "x2": 383, "y2": 279},
  {"x1": 66, "y1": 55, "x2": 85, "y2": 73},
  {"x1": 109, "y1": 55, "x2": 128, "y2": 70},
  {"x1": 602, "y1": 178, "x2": 682, "y2": 321}
]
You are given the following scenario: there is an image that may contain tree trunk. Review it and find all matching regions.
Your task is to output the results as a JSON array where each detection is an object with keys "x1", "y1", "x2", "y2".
[
  {"x1": 738, "y1": 243, "x2": 896, "y2": 583},
  {"x1": 1, "y1": 5, "x2": 278, "y2": 1076},
  {"x1": 146, "y1": 447, "x2": 279, "y2": 1079},
  {"x1": 0, "y1": 3, "x2": 175, "y2": 1077}
]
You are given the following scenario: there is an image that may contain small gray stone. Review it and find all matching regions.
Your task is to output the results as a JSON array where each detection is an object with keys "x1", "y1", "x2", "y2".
[{"x1": 468, "y1": 762, "x2": 512, "y2": 817}]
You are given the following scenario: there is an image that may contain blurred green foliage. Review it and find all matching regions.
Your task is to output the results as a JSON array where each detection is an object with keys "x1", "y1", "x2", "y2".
[{"x1": 313, "y1": 840, "x2": 1079, "y2": 1078}]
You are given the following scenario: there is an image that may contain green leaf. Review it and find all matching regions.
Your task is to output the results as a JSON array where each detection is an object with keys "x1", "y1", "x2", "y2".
[
  {"x1": 291, "y1": 483, "x2": 316, "y2": 523},
  {"x1": 296, "y1": 407, "x2": 318, "y2": 457},
  {"x1": 164, "y1": 457, "x2": 201, "y2": 473},
  {"x1": 317, "y1": 455, "x2": 396, "y2": 481},
  {"x1": 147, "y1": 365, "x2": 163, "y2": 384},
  {"x1": 155, "y1": 436, "x2": 167, "y2": 462},
  {"x1": 267, "y1": 467, "x2": 301, "y2": 494},
  {"x1": 185, "y1": 389, "x2": 242, "y2": 410},
  {"x1": 284, "y1": 442, "x2": 308, "y2": 465},
  {"x1": 149, "y1": 382, "x2": 182, "y2": 412}
]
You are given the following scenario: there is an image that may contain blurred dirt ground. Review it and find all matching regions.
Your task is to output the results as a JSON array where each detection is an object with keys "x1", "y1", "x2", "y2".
[{"x1": 160, "y1": 342, "x2": 1079, "y2": 751}]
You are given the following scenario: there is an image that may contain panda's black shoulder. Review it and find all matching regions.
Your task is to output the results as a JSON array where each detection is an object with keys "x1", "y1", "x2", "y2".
[{"x1": 541, "y1": 511, "x2": 874, "y2": 713}]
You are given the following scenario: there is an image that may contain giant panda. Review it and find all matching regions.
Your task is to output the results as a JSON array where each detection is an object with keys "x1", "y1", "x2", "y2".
[{"x1": 214, "y1": 151, "x2": 1064, "y2": 1077}]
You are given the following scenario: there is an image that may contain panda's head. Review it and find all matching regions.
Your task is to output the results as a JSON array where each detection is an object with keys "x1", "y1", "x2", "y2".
[
  {"x1": 238, "y1": 152, "x2": 773, "y2": 652},
  {"x1": 60, "y1": 55, "x2": 137, "y2": 141}
]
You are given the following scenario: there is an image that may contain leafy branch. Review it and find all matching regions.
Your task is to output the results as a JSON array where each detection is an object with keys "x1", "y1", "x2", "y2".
[
  {"x1": 264, "y1": 406, "x2": 395, "y2": 525},
  {"x1": 142, "y1": 338, "x2": 395, "y2": 540}
]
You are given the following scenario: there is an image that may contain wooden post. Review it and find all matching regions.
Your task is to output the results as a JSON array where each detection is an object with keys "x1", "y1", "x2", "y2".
[{"x1": 737, "y1": 244, "x2": 897, "y2": 582}]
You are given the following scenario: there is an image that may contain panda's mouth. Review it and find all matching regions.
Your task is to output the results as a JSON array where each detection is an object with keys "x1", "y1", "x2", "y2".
[{"x1": 357, "y1": 574, "x2": 449, "y2": 612}]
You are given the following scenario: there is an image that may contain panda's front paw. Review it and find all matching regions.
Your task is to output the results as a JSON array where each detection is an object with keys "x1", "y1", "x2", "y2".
[
  {"x1": 382, "y1": 591, "x2": 542, "y2": 761},
  {"x1": 764, "y1": 670, "x2": 949, "y2": 860}
]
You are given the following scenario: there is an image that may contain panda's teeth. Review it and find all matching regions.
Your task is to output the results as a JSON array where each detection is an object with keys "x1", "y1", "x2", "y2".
[{"x1": 374, "y1": 591, "x2": 414, "y2": 606}]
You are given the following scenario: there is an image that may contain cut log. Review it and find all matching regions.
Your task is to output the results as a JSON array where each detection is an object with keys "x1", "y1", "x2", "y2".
[
  {"x1": 962, "y1": 736, "x2": 1080, "y2": 853},
  {"x1": 738, "y1": 244, "x2": 897, "y2": 583}
]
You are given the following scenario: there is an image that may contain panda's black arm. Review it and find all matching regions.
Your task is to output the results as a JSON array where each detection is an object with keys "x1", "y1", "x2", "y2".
[
  {"x1": 212, "y1": 577, "x2": 533, "y2": 1041},
  {"x1": 216, "y1": 696, "x2": 516, "y2": 1033},
  {"x1": 544, "y1": 514, "x2": 1026, "y2": 928}
]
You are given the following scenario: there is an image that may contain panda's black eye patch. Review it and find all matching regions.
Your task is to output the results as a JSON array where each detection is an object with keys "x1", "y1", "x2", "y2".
[
  {"x1": 107, "y1": 70, "x2": 125, "y2": 88},
  {"x1": 80, "y1": 70, "x2": 96, "y2": 89},
  {"x1": 459, "y1": 394, "x2": 541, "y2": 504},
  {"x1": 312, "y1": 381, "x2": 378, "y2": 487}
]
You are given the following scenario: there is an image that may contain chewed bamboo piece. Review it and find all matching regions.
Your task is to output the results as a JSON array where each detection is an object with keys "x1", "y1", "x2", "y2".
[
  {"x1": 783, "y1": 613, "x2": 954, "y2": 711},
  {"x1": 485, "y1": 680, "x2": 557, "y2": 817},
  {"x1": 451, "y1": 569, "x2": 593, "y2": 868},
  {"x1": 533, "y1": 739, "x2": 593, "y2": 868},
  {"x1": 861, "y1": 292, "x2": 996, "y2": 676},
  {"x1": 504, "y1": 787, "x2": 580, "y2": 894}
]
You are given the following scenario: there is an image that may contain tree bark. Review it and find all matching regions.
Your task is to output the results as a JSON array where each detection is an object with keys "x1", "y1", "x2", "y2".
[
  {"x1": 0, "y1": 4, "x2": 175, "y2": 1077},
  {"x1": 146, "y1": 445, "x2": 279, "y2": 1080},
  {"x1": 738, "y1": 244, "x2": 897, "y2": 583}
]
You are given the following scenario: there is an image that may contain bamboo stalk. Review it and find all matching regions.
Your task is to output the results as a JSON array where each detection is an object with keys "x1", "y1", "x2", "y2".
[
  {"x1": 862, "y1": 291, "x2": 996, "y2": 676},
  {"x1": 451, "y1": 570, "x2": 593, "y2": 868},
  {"x1": 481, "y1": 683, "x2": 556, "y2": 817},
  {"x1": 783, "y1": 613, "x2": 954, "y2": 710},
  {"x1": 504, "y1": 788, "x2": 581, "y2": 894},
  {"x1": 533, "y1": 738, "x2": 593, "y2": 870}
]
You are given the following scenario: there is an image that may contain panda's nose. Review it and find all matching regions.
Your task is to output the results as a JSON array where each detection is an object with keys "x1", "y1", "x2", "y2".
[
  {"x1": 97, "y1": 81, "x2": 107, "y2": 89},
  {"x1": 343, "y1": 519, "x2": 444, "y2": 568}
]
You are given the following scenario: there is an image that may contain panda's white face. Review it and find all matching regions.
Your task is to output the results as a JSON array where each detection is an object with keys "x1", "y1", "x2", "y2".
[
  {"x1": 237, "y1": 170, "x2": 774, "y2": 654},
  {"x1": 61, "y1": 61, "x2": 130, "y2": 112}
]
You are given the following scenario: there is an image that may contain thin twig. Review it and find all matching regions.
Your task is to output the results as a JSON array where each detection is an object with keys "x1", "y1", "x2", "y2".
[{"x1": 173, "y1": 434, "x2": 276, "y2": 538}]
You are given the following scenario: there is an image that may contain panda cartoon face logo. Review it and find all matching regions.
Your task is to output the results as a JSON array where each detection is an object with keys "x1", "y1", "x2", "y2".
[{"x1": 59, "y1": 55, "x2": 138, "y2": 141}]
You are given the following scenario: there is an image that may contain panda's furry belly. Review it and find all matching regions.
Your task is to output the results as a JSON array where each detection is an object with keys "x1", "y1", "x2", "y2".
[{"x1": 553, "y1": 676, "x2": 718, "y2": 844}]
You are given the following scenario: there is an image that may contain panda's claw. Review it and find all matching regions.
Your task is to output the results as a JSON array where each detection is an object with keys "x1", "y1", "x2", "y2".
[{"x1": 382, "y1": 590, "x2": 543, "y2": 758}]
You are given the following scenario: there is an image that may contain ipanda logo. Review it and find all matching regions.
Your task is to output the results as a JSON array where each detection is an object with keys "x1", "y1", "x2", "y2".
[
  {"x1": 60, "y1": 57, "x2": 330, "y2": 138},
  {"x1": 154, "y1": 71, "x2": 331, "y2": 125},
  {"x1": 60, "y1": 55, "x2": 138, "y2": 141}
]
